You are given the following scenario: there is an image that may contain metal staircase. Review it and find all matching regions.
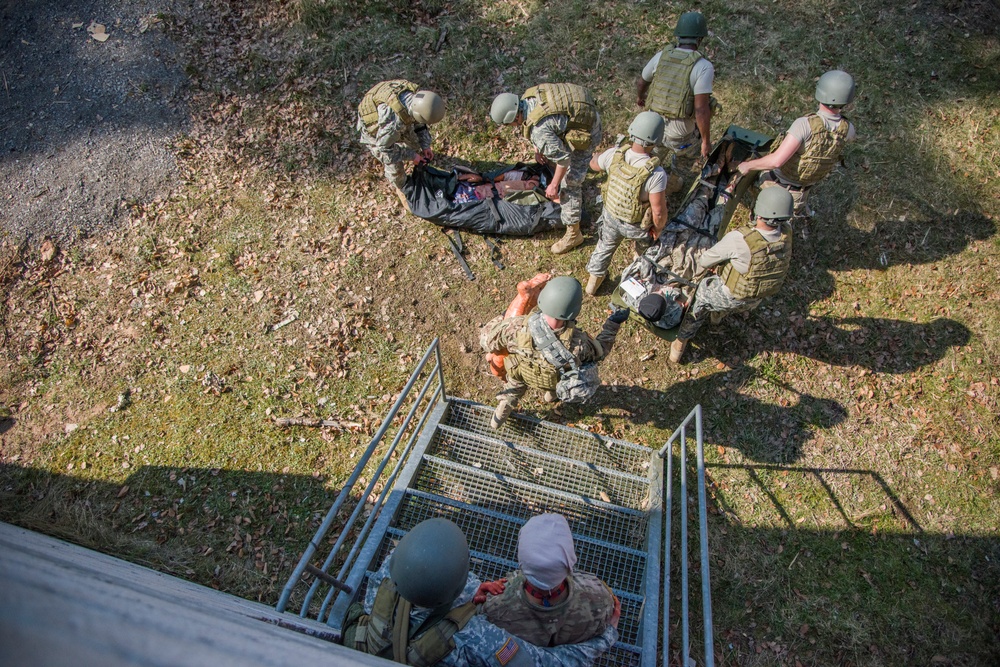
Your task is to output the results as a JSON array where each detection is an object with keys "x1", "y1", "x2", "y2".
[{"x1": 276, "y1": 339, "x2": 684, "y2": 667}]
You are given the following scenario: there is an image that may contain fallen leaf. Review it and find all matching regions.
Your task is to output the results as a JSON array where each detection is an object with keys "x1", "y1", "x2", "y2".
[
  {"x1": 179, "y1": 364, "x2": 191, "y2": 374},
  {"x1": 87, "y1": 21, "x2": 109, "y2": 42},
  {"x1": 40, "y1": 240, "x2": 57, "y2": 262},
  {"x1": 254, "y1": 290, "x2": 264, "y2": 303},
  {"x1": 599, "y1": 491, "x2": 611, "y2": 503},
  {"x1": 65, "y1": 423, "x2": 78, "y2": 433},
  {"x1": 117, "y1": 485, "x2": 130, "y2": 498}
]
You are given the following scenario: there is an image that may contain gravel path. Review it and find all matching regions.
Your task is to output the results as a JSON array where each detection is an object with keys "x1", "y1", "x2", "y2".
[{"x1": 0, "y1": 0, "x2": 188, "y2": 243}]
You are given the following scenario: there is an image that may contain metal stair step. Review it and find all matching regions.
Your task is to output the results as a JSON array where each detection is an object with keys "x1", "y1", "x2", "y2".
[
  {"x1": 444, "y1": 400, "x2": 653, "y2": 477},
  {"x1": 414, "y1": 456, "x2": 650, "y2": 550},
  {"x1": 430, "y1": 424, "x2": 652, "y2": 511}
]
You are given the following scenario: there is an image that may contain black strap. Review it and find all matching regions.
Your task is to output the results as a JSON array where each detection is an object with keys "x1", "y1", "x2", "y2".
[
  {"x1": 484, "y1": 236, "x2": 505, "y2": 270},
  {"x1": 443, "y1": 229, "x2": 475, "y2": 281}
]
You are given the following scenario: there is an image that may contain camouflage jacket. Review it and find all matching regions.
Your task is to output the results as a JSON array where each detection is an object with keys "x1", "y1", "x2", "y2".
[
  {"x1": 363, "y1": 552, "x2": 618, "y2": 666},
  {"x1": 480, "y1": 311, "x2": 619, "y2": 368},
  {"x1": 483, "y1": 571, "x2": 615, "y2": 647}
]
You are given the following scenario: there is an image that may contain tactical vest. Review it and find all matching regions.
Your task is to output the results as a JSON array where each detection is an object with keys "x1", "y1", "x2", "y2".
[
  {"x1": 719, "y1": 224, "x2": 793, "y2": 300},
  {"x1": 646, "y1": 46, "x2": 702, "y2": 119},
  {"x1": 505, "y1": 319, "x2": 578, "y2": 390},
  {"x1": 778, "y1": 114, "x2": 850, "y2": 186},
  {"x1": 601, "y1": 142, "x2": 660, "y2": 225},
  {"x1": 347, "y1": 578, "x2": 477, "y2": 667},
  {"x1": 358, "y1": 79, "x2": 419, "y2": 135},
  {"x1": 521, "y1": 84, "x2": 597, "y2": 150}
]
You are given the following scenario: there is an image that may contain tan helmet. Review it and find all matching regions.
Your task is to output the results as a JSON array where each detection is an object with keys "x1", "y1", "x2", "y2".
[
  {"x1": 490, "y1": 93, "x2": 521, "y2": 125},
  {"x1": 409, "y1": 90, "x2": 445, "y2": 125},
  {"x1": 628, "y1": 111, "x2": 665, "y2": 145},
  {"x1": 815, "y1": 70, "x2": 855, "y2": 107}
]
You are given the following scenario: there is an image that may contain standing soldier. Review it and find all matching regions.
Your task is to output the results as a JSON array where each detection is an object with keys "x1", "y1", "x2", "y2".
[
  {"x1": 480, "y1": 276, "x2": 628, "y2": 429},
  {"x1": 490, "y1": 84, "x2": 603, "y2": 254},
  {"x1": 738, "y1": 70, "x2": 857, "y2": 219},
  {"x1": 670, "y1": 187, "x2": 795, "y2": 364},
  {"x1": 357, "y1": 79, "x2": 445, "y2": 213},
  {"x1": 636, "y1": 11, "x2": 715, "y2": 195},
  {"x1": 342, "y1": 518, "x2": 619, "y2": 665},
  {"x1": 584, "y1": 111, "x2": 669, "y2": 297}
]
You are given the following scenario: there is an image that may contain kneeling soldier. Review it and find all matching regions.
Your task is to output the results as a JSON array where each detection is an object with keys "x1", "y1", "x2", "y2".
[
  {"x1": 670, "y1": 187, "x2": 795, "y2": 363},
  {"x1": 480, "y1": 276, "x2": 628, "y2": 429},
  {"x1": 585, "y1": 111, "x2": 669, "y2": 297}
]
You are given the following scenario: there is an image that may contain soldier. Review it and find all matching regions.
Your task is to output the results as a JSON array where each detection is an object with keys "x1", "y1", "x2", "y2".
[
  {"x1": 477, "y1": 514, "x2": 617, "y2": 648},
  {"x1": 490, "y1": 84, "x2": 603, "y2": 254},
  {"x1": 584, "y1": 111, "x2": 669, "y2": 297},
  {"x1": 480, "y1": 276, "x2": 629, "y2": 429},
  {"x1": 636, "y1": 11, "x2": 715, "y2": 195},
  {"x1": 670, "y1": 187, "x2": 795, "y2": 364},
  {"x1": 357, "y1": 79, "x2": 445, "y2": 213},
  {"x1": 738, "y1": 70, "x2": 857, "y2": 219},
  {"x1": 343, "y1": 517, "x2": 619, "y2": 666}
]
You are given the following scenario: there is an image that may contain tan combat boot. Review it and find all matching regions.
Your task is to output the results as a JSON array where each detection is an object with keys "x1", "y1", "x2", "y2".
[
  {"x1": 394, "y1": 187, "x2": 412, "y2": 214},
  {"x1": 490, "y1": 399, "x2": 515, "y2": 430},
  {"x1": 585, "y1": 274, "x2": 604, "y2": 297},
  {"x1": 550, "y1": 224, "x2": 583, "y2": 255},
  {"x1": 665, "y1": 172, "x2": 684, "y2": 195},
  {"x1": 669, "y1": 338, "x2": 689, "y2": 364}
]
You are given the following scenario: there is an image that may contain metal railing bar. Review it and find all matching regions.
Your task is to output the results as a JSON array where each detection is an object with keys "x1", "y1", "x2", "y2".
[
  {"x1": 276, "y1": 340, "x2": 442, "y2": 613},
  {"x1": 657, "y1": 406, "x2": 701, "y2": 459},
  {"x1": 694, "y1": 406, "x2": 715, "y2": 667},
  {"x1": 680, "y1": 421, "x2": 690, "y2": 667},
  {"x1": 662, "y1": 432, "x2": 673, "y2": 667}
]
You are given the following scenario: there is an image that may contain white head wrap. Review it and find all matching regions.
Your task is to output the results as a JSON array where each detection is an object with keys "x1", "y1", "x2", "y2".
[{"x1": 518, "y1": 513, "x2": 577, "y2": 590}]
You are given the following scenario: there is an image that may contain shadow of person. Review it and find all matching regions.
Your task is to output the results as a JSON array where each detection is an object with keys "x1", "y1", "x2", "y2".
[
  {"x1": 554, "y1": 368, "x2": 847, "y2": 464},
  {"x1": 0, "y1": 417, "x2": 14, "y2": 436}
]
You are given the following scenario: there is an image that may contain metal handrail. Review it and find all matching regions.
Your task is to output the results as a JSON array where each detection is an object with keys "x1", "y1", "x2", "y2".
[
  {"x1": 658, "y1": 404, "x2": 715, "y2": 667},
  {"x1": 276, "y1": 338, "x2": 447, "y2": 615}
]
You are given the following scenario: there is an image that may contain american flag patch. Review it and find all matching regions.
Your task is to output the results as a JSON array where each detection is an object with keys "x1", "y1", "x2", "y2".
[{"x1": 495, "y1": 637, "x2": 519, "y2": 665}]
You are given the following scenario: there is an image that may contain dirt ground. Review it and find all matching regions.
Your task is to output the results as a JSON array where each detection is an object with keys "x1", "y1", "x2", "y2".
[{"x1": 0, "y1": 0, "x2": 188, "y2": 243}]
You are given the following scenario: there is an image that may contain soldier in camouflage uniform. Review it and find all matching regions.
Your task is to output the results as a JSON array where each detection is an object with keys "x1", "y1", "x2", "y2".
[
  {"x1": 480, "y1": 276, "x2": 628, "y2": 429},
  {"x1": 357, "y1": 80, "x2": 445, "y2": 212},
  {"x1": 738, "y1": 70, "x2": 857, "y2": 219},
  {"x1": 343, "y1": 517, "x2": 619, "y2": 666},
  {"x1": 670, "y1": 187, "x2": 795, "y2": 363},
  {"x1": 636, "y1": 12, "x2": 715, "y2": 195},
  {"x1": 584, "y1": 111, "x2": 669, "y2": 297},
  {"x1": 490, "y1": 84, "x2": 603, "y2": 255},
  {"x1": 478, "y1": 514, "x2": 617, "y2": 648}
]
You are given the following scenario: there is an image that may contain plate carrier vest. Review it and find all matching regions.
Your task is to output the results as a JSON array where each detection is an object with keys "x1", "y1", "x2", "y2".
[
  {"x1": 719, "y1": 223, "x2": 793, "y2": 300},
  {"x1": 505, "y1": 315, "x2": 585, "y2": 391},
  {"x1": 521, "y1": 84, "x2": 597, "y2": 151},
  {"x1": 359, "y1": 79, "x2": 419, "y2": 136},
  {"x1": 601, "y1": 141, "x2": 660, "y2": 225},
  {"x1": 646, "y1": 46, "x2": 703, "y2": 119},
  {"x1": 349, "y1": 578, "x2": 478, "y2": 666},
  {"x1": 779, "y1": 114, "x2": 850, "y2": 186}
]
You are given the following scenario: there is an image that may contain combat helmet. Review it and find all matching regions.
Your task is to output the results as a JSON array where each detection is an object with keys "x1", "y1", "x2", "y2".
[
  {"x1": 815, "y1": 70, "x2": 855, "y2": 107},
  {"x1": 537, "y1": 276, "x2": 583, "y2": 321},
  {"x1": 628, "y1": 111, "x2": 665, "y2": 146},
  {"x1": 409, "y1": 90, "x2": 446, "y2": 125},
  {"x1": 754, "y1": 187, "x2": 795, "y2": 224},
  {"x1": 674, "y1": 12, "x2": 708, "y2": 39},
  {"x1": 490, "y1": 93, "x2": 521, "y2": 125},
  {"x1": 389, "y1": 518, "x2": 470, "y2": 608}
]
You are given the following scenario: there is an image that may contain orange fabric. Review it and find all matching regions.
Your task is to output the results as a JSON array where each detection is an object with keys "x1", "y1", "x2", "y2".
[{"x1": 487, "y1": 273, "x2": 551, "y2": 378}]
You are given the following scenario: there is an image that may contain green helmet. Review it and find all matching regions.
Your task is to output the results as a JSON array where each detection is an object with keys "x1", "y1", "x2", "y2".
[
  {"x1": 674, "y1": 12, "x2": 708, "y2": 39},
  {"x1": 754, "y1": 187, "x2": 795, "y2": 223},
  {"x1": 490, "y1": 93, "x2": 521, "y2": 125},
  {"x1": 628, "y1": 111, "x2": 665, "y2": 145},
  {"x1": 815, "y1": 70, "x2": 855, "y2": 107},
  {"x1": 537, "y1": 276, "x2": 583, "y2": 321},
  {"x1": 410, "y1": 90, "x2": 445, "y2": 125},
  {"x1": 389, "y1": 518, "x2": 470, "y2": 608}
]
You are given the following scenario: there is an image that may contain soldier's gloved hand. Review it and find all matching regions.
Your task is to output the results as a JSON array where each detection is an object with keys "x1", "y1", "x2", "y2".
[
  {"x1": 607, "y1": 307, "x2": 630, "y2": 324},
  {"x1": 472, "y1": 578, "x2": 507, "y2": 604}
]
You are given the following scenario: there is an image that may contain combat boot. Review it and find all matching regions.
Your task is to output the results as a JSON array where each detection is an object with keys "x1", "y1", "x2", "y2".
[
  {"x1": 669, "y1": 338, "x2": 689, "y2": 364},
  {"x1": 490, "y1": 399, "x2": 515, "y2": 430},
  {"x1": 394, "y1": 187, "x2": 412, "y2": 214},
  {"x1": 585, "y1": 274, "x2": 604, "y2": 297},
  {"x1": 550, "y1": 224, "x2": 583, "y2": 255}
]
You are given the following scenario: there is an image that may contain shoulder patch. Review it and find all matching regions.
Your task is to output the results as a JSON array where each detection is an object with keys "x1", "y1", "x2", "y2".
[{"x1": 495, "y1": 637, "x2": 519, "y2": 665}]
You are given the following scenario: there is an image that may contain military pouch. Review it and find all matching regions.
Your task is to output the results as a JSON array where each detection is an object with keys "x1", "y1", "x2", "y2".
[
  {"x1": 556, "y1": 362, "x2": 601, "y2": 403},
  {"x1": 564, "y1": 128, "x2": 592, "y2": 151}
]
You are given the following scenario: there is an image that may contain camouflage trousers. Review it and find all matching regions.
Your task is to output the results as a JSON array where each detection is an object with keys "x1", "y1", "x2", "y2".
[
  {"x1": 677, "y1": 275, "x2": 761, "y2": 340},
  {"x1": 558, "y1": 149, "x2": 595, "y2": 228},
  {"x1": 759, "y1": 171, "x2": 812, "y2": 218},
  {"x1": 654, "y1": 126, "x2": 702, "y2": 185},
  {"x1": 496, "y1": 373, "x2": 531, "y2": 410},
  {"x1": 359, "y1": 131, "x2": 413, "y2": 189},
  {"x1": 585, "y1": 210, "x2": 652, "y2": 277}
]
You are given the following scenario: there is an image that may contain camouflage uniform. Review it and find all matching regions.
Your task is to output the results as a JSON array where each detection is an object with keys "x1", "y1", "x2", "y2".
[
  {"x1": 479, "y1": 311, "x2": 621, "y2": 409},
  {"x1": 357, "y1": 91, "x2": 433, "y2": 188},
  {"x1": 523, "y1": 98, "x2": 602, "y2": 229},
  {"x1": 484, "y1": 570, "x2": 615, "y2": 647},
  {"x1": 676, "y1": 274, "x2": 760, "y2": 340},
  {"x1": 362, "y1": 553, "x2": 618, "y2": 667}
]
